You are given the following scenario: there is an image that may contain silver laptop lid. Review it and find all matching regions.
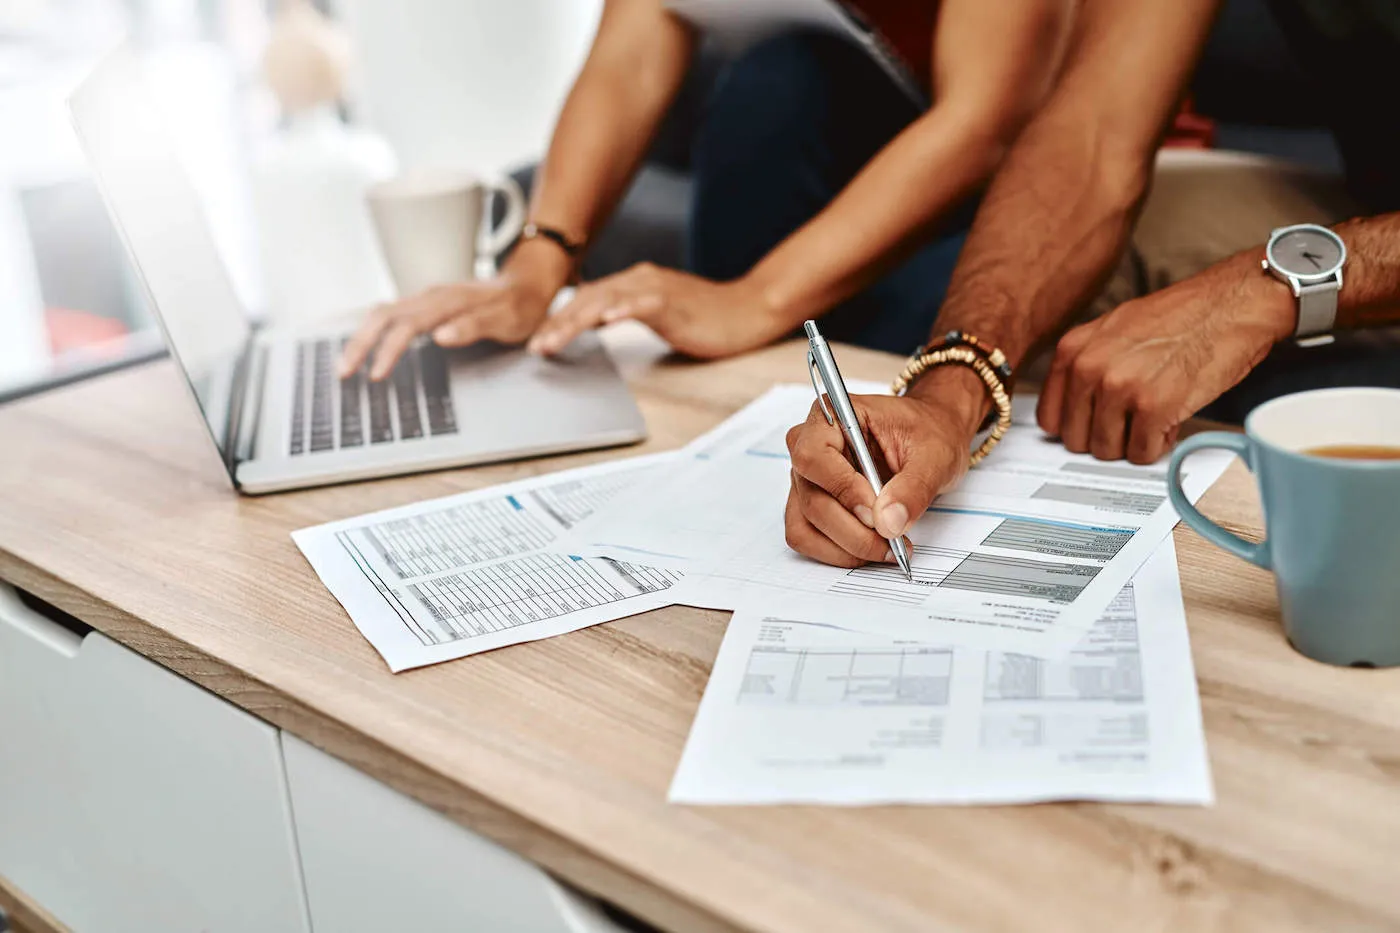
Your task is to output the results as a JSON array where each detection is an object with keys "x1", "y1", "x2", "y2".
[{"x1": 68, "y1": 46, "x2": 251, "y2": 477}]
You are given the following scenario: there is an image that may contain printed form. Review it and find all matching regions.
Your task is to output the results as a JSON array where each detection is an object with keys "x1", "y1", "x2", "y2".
[
  {"x1": 563, "y1": 387, "x2": 1231, "y2": 658},
  {"x1": 670, "y1": 542, "x2": 1212, "y2": 805},
  {"x1": 293, "y1": 454, "x2": 683, "y2": 671}
]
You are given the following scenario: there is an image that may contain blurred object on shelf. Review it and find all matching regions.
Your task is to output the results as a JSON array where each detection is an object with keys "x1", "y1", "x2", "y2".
[
  {"x1": 332, "y1": 0, "x2": 600, "y2": 174},
  {"x1": 251, "y1": 0, "x2": 396, "y2": 327},
  {"x1": 45, "y1": 308, "x2": 128, "y2": 355}
]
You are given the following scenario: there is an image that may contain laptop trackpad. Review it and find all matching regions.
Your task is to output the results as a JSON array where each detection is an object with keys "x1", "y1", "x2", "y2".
[{"x1": 446, "y1": 334, "x2": 640, "y2": 444}]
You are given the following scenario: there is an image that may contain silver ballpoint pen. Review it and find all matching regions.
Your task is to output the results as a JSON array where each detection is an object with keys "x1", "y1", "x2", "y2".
[{"x1": 804, "y1": 320, "x2": 914, "y2": 581}]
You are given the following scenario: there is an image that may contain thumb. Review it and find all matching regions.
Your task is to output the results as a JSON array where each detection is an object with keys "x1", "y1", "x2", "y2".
[{"x1": 872, "y1": 448, "x2": 958, "y2": 539}]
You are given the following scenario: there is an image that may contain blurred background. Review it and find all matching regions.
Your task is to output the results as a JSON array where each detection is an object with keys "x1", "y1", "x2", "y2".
[
  {"x1": 0, "y1": 0, "x2": 1337, "y2": 402},
  {"x1": 0, "y1": 0, "x2": 600, "y2": 401}
]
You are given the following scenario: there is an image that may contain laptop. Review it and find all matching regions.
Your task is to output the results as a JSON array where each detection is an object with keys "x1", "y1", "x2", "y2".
[{"x1": 68, "y1": 48, "x2": 646, "y2": 495}]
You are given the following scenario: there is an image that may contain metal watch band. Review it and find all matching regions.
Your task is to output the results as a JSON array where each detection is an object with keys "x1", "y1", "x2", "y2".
[{"x1": 1296, "y1": 279, "x2": 1339, "y2": 347}]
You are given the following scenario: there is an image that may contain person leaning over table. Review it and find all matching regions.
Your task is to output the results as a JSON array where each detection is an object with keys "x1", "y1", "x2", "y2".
[
  {"x1": 338, "y1": 0, "x2": 1077, "y2": 379},
  {"x1": 782, "y1": 0, "x2": 1400, "y2": 570}
]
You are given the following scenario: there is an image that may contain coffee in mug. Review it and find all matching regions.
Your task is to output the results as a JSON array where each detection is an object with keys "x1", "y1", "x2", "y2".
[{"x1": 1168, "y1": 387, "x2": 1400, "y2": 667}]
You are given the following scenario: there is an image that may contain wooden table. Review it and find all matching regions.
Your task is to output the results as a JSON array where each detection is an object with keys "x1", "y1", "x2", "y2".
[{"x1": 1, "y1": 338, "x2": 1397, "y2": 933}]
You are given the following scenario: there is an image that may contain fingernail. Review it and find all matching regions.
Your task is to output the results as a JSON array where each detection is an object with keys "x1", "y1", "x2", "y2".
[
  {"x1": 879, "y1": 502, "x2": 909, "y2": 538},
  {"x1": 601, "y1": 307, "x2": 626, "y2": 323},
  {"x1": 432, "y1": 325, "x2": 455, "y2": 343},
  {"x1": 882, "y1": 547, "x2": 895, "y2": 563},
  {"x1": 854, "y1": 505, "x2": 875, "y2": 528}
]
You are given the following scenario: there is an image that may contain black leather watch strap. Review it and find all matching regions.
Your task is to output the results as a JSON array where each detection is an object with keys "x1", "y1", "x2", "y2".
[{"x1": 521, "y1": 222, "x2": 585, "y2": 258}]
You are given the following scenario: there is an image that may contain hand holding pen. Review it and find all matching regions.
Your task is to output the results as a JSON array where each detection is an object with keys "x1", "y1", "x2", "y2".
[{"x1": 802, "y1": 321, "x2": 914, "y2": 580}]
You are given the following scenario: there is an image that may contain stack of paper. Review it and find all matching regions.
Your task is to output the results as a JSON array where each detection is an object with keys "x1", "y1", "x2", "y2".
[
  {"x1": 293, "y1": 453, "x2": 683, "y2": 672},
  {"x1": 670, "y1": 545, "x2": 1212, "y2": 805},
  {"x1": 294, "y1": 384, "x2": 1230, "y2": 805}
]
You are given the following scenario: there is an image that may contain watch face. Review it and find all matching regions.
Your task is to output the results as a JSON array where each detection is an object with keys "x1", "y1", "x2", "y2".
[{"x1": 1268, "y1": 226, "x2": 1344, "y2": 277}]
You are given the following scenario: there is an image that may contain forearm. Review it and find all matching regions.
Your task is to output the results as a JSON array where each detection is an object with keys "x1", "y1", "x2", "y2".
[
  {"x1": 933, "y1": 105, "x2": 1149, "y2": 369},
  {"x1": 912, "y1": 0, "x2": 1220, "y2": 429},
  {"x1": 1334, "y1": 213, "x2": 1400, "y2": 329},
  {"x1": 746, "y1": 109, "x2": 1010, "y2": 327},
  {"x1": 1192, "y1": 213, "x2": 1400, "y2": 346},
  {"x1": 517, "y1": 2, "x2": 694, "y2": 274},
  {"x1": 748, "y1": 0, "x2": 1074, "y2": 330}
]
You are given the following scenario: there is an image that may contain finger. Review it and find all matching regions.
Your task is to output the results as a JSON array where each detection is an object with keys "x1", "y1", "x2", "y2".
[
  {"x1": 601, "y1": 292, "x2": 663, "y2": 324},
  {"x1": 1126, "y1": 413, "x2": 1176, "y2": 465},
  {"x1": 786, "y1": 422, "x2": 877, "y2": 524},
  {"x1": 1089, "y1": 377, "x2": 1130, "y2": 461},
  {"x1": 873, "y1": 445, "x2": 961, "y2": 541},
  {"x1": 1059, "y1": 356, "x2": 1104, "y2": 454},
  {"x1": 431, "y1": 299, "x2": 514, "y2": 347},
  {"x1": 340, "y1": 307, "x2": 392, "y2": 377},
  {"x1": 783, "y1": 492, "x2": 866, "y2": 569},
  {"x1": 528, "y1": 287, "x2": 614, "y2": 355},
  {"x1": 795, "y1": 474, "x2": 890, "y2": 563},
  {"x1": 369, "y1": 323, "x2": 419, "y2": 381},
  {"x1": 1037, "y1": 323, "x2": 1098, "y2": 436},
  {"x1": 1037, "y1": 350, "x2": 1073, "y2": 437}
]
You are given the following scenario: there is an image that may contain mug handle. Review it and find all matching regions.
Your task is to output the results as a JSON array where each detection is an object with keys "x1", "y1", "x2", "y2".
[
  {"x1": 1167, "y1": 432, "x2": 1271, "y2": 570},
  {"x1": 479, "y1": 176, "x2": 527, "y2": 260}
]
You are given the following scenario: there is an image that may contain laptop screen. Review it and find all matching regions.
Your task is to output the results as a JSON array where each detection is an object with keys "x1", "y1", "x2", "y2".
[{"x1": 68, "y1": 47, "x2": 252, "y2": 472}]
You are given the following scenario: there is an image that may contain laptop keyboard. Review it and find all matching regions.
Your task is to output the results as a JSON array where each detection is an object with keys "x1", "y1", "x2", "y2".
[{"x1": 289, "y1": 338, "x2": 458, "y2": 456}]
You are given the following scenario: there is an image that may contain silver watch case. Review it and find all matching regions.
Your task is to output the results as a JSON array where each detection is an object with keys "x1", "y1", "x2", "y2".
[{"x1": 1262, "y1": 223, "x2": 1345, "y2": 348}]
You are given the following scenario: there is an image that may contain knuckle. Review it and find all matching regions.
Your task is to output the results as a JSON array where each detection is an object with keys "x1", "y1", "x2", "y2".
[
  {"x1": 1132, "y1": 393, "x2": 1165, "y2": 421},
  {"x1": 1070, "y1": 352, "x2": 1106, "y2": 385},
  {"x1": 854, "y1": 535, "x2": 888, "y2": 563},
  {"x1": 785, "y1": 424, "x2": 807, "y2": 458},
  {"x1": 783, "y1": 518, "x2": 809, "y2": 553},
  {"x1": 1055, "y1": 328, "x2": 1087, "y2": 358},
  {"x1": 827, "y1": 470, "x2": 862, "y2": 506},
  {"x1": 1099, "y1": 369, "x2": 1134, "y2": 398}
]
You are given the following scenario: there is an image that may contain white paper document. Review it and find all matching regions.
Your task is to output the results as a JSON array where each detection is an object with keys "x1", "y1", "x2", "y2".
[
  {"x1": 564, "y1": 387, "x2": 1231, "y2": 658},
  {"x1": 293, "y1": 454, "x2": 683, "y2": 672},
  {"x1": 670, "y1": 542, "x2": 1212, "y2": 805}
]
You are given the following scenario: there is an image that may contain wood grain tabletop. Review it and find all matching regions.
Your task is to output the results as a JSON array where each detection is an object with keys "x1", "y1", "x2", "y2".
[{"x1": 0, "y1": 334, "x2": 1396, "y2": 933}]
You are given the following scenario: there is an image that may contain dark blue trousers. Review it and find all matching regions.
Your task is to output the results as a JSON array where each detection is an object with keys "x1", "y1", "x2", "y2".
[{"x1": 685, "y1": 30, "x2": 973, "y2": 355}]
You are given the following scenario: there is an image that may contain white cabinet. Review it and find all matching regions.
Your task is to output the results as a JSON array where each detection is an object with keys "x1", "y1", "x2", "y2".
[
  {"x1": 0, "y1": 585, "x2": 310, "y2": 933},
  {"x1": 282, "y1": 734, "x2": 625, "y2": 933}
]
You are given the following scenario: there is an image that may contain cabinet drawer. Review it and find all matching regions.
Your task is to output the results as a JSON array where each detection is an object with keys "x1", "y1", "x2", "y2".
[
  {"x1": 283, "y1": 734, "x2": 626, "y2": 933},
  {"x1": 0, "y1": 585, "x2": 309, "y2": 933}
]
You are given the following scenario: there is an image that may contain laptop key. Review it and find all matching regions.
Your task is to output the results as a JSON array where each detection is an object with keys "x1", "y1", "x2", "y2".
[
  {"x1": 289, "y1": 343, "x2": 306, "y2": 455},
  {"x1": 309, "y1": 340, "x2": 334, "y2": 453},
  {"x1": 418, "y1": 343, "x2": 458, "y2": 436},
  {"x1": 367, "y1": 374, "x2": 394, "y2": 444},
  {"x1": 392, "y1": 351, "x2": 424, "y2": 440},
  {"x1": 340, "y1": 368, "x2": 364, "y2": 448}
]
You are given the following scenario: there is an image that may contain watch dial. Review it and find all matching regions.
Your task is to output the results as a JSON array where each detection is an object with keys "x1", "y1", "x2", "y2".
[{"x1": 1270, "y1": 228, "x2": 1343, "y2": 276}]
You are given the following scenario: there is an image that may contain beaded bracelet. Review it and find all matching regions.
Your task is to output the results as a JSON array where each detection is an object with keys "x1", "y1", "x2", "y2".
[{"x1": 891, "y1": 344, "x2": 1014, "y2": 467}]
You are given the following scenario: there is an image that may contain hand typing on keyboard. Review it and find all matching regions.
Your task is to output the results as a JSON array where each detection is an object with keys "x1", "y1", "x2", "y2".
[
  {"x1": 292, "y1": 338, "x2": 458, "y2": 456},
  {"x1": 339, "y1": 239, "x2": 572, "y2": 380}
]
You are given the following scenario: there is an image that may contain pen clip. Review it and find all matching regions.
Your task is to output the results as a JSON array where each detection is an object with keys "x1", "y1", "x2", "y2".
[{"x1": 807, "y1": 350, "x2": 835, "y2": 426}]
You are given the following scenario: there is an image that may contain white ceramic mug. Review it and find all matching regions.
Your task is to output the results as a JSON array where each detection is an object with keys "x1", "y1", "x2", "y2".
[{"x1": 366, "y1": 169, "x2": 526, "y2": 296}]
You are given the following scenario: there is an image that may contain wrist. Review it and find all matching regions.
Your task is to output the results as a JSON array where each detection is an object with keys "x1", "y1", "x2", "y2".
[
  {"x1": 729, "y1": 269, "x2": 803, "y2": 342},
  {"x1": 503, "y1": 237, "x2": 575, "y2": 303},
  {"x1": 904, "y1": 363, "x2": 990, "y2": 440},
  {"x1": 739, "y1": 263, "x2": 812, "y2": 334},
  {"x1": 1248, "y1": 246, "x2": 1303, "y2": 343}
]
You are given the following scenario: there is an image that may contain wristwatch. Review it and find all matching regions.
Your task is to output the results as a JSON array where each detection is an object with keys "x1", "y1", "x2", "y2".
[{"x1": 1262, "y1": 223, "x2": 1346, "y2": 347}]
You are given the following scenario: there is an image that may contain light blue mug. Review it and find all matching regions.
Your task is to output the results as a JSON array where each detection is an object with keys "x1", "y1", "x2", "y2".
[{"x1": 1168, "y1": 387, "x2": 1400, "y2": 667}]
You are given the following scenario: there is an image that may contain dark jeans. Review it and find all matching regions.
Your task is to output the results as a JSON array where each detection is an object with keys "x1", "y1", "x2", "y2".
[{"x1": 686, "y1": 30, "x2": 972, "y2": 355}]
